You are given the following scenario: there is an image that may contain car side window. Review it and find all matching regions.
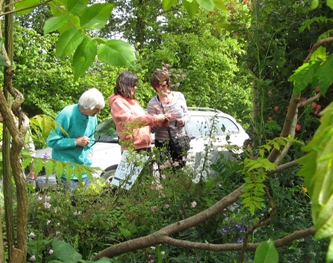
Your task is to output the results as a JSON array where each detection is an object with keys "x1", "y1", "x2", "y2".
[
  {"x1": 185, "y1": 116, "x2": 210, "y2": 138},
  {"x1": 215, "y1": 117, "x2": 239, "y2": 135},
  {"x1": 95, "y1": 118, "x2": 118, "y2": 143}
]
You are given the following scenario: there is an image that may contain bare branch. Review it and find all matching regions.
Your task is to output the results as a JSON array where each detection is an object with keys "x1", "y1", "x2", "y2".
[
  {"x1": 297, "y1": 92, "x2": 322, "y2": 108},
  {"x1": 92, "y1": 186, "x2": 244, "y2": 260},
  {"x1": 305, "y1": 37, "x2": 333, "y2": 62},
  {"x1": 268, "y1": 159, "x2": 299, "y2": 175}
]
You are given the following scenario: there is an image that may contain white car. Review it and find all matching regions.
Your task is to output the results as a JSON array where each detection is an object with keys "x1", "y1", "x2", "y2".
[{"x1": 30, "y1": 107, "x2": 249, "y2": 189}]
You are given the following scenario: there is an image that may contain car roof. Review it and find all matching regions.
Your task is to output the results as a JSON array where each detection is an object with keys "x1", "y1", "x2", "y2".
[{"x1": 187, "y1": 107, "x2": 237, "y2": 119}]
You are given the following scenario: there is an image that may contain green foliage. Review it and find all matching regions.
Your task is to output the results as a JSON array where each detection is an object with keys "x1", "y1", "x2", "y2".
[
  {"x1": 241, "y1": 137, "x2": 300, "y2": 214},
  {"x1": 16, "y1": 0, "x2": 133, "y2": 81},
  {"x1": 254, "y1": 239, "x2": 278, "y2": 263},
  {"x1": 298, "y1": 102, "x2": 333, "y2": 263},
  {"x1": 289, "y1": 47, "x2": 333, "y2": 96}
]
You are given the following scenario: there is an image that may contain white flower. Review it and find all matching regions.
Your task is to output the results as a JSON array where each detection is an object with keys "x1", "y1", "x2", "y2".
[
  {"x1": 49, "y1": 249, "x2": 54, "y2": 254},
  {"x1": 47, "y1": 220, "x2": 51, "y2": 225},
  {"x1": 191, "y1": 201, "x2": 197, "y2": 208},
  {"x1": 29, "y1": 232, "x2": 36, "y2": 238},
  {"x1": 29, "y1": 255, "x2": 36, "y2": 261},
  {"x1": 44, "y1": 196, "x2": 51, "y2": 202},
  {"x1": 44, "y1": 202, "x2": 51, "y2": 209}
]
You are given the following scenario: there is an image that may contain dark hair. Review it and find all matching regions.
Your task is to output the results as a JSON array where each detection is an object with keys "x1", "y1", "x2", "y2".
[
  {"x1": 150, "y1": 70, "x2": 170, "y2": 90},
  {"x1": 114, "y1": 71, "x2": 138, "y2": 99}
]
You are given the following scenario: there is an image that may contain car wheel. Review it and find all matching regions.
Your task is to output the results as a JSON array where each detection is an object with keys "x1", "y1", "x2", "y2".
[{"x1": 101, "y1": 165, "x2": 118, "y2": 184}]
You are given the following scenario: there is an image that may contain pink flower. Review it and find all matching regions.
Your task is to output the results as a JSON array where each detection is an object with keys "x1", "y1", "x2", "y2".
[
  {"x1": 273, "y1": 106, "x2": 279, "y2": 112},
  {"x1": 268, "y1": 116, "x2": 272, "y2": 121},
  {"x1": 296, "y1": 124, "x2": 301, "y2": 131},
  {"x1": 150, "y1": 206, "x2": 157, "y2": 213},
  {"x1": 311, "y1": 102, "x2": 317, "y2": 109},
  {"x1": 268, "y1": 89, "x2": 273, "y2": 95},
  {"x1": 148, "y1": 255, "x2": 155, "y2": 263},
  {"x1": 164, "y1": 204, "x2": 169, "y2": 208}
]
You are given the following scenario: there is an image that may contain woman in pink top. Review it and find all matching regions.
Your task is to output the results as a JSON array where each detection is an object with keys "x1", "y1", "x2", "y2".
[{"x1": 108, "y1": 71, "x2": 170, "y2": 152}]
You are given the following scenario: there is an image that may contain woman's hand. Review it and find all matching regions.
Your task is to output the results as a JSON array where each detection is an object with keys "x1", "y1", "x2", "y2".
[
  {"x1": 176, "y1": 118, "x2": 185, "y2": 127},
  {"x1": 75, "y1": 136, "x2": 90, "y2": 146}
]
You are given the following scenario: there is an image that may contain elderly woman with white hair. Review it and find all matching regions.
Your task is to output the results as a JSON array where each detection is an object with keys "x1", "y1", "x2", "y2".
[{"x1": 46, "y1": 88, "x2": 105, "y2": 190}]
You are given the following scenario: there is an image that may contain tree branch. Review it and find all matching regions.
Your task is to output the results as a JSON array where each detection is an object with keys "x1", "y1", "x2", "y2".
[{"x1": 92, "y1": 186, "x2": 244, "y2": 260}]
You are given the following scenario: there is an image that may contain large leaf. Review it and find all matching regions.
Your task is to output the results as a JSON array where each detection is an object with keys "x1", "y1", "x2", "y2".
[
  {"x1": 163, "y1": 0, "x2": 178, "y2": 11},
  {"x1": 311, "y1": 0, "x2": 319, "y2": 9},
  {"x1": 80, "y1": 3, "x2": 114, "y2": 30},
  {"x1": 55, "y1": 28, "x2": 84, "y2": 59},
  {"x1": 98, "y1": 40, "x2": 135, "y2": 67},
  {"x1": 213, "y1": 0, "x2": 227, "y2": 10},
  {"x1": 327, "y1": 239, "x2": 333, "y2": 263},
  {"x1": 67, "y1": 0, "x2": 88, "y2": 15},
  {"x1": 73, "y1": 37, "x2": 98, "y2": 81},
  {"x1": 314, "y1": 55, "x2": 333, "y2": 96},
  {"x1": 254, "y1": 239, "x2": 278, "y2": 263},
  {"x1": 298, "y1": 102, "x2": 333, "y2": 242},
  {"x1": 182, "y1": 0, "x2": 199, "y2": 17},
  {"x1": 288, "y1": 60, "x2": 320, "y2": 95},
  {"x1": 15, "y1": 0, "x2": 39, "y2": 16},
  {"x1": 52, "y1": 239, "x2": 82, "y2": 262},
  {"x1": 43, "y1": 16, "x2": 68, "y2": 34},
  {"x1": 196, "y1": 0, "x2": 215, "y2": 11},
  {"x1": 327, "y1": 0, "x2": 333, "y2": 10},
  {"x1": 58, "y1": 15, "x2": 81, "y2": 34}
]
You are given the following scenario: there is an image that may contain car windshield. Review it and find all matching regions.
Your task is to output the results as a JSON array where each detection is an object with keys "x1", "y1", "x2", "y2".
[
  {"x1": 185, "y1": 115, "x2": 239, "y2": 138},
  {"x1": 94, "y1": 118, "x2": 118, "y2": 143}
]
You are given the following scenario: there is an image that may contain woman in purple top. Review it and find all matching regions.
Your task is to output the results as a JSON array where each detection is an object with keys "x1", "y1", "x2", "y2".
[{"x1": 147, "y1": 70, "x2": 190, "y2": 166}]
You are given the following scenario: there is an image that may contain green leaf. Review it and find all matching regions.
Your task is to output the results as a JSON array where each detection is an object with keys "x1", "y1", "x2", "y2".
[
  {"x1": 326, "y1": 239, "x2": 333, "y2": 263},
  {"x1": 196, "y1": 0, "x2": 215, "y2": 11},
  {"x1": 68, "y1": 0, "x2": 87, "y2": 15},
  {"x1": 45, "y1": 160, "x2": 55, "y2": 177},
  {"x1": 254, "y1": 239, "x2": 278, "y2": 263},
  {"x1": 163, "y1": 0, "x2": 178, "y2": 10},
  {"x1": 182, "y1": 0, "x2": 199, "y2": 17},
  {"x1": 0, "y1": 55, "x2": 8, "y2": 67},
  {"x1": 73, "y1": 37, "x2": 98, "y2": 81},
  {"x1": 311, "y1": 0, "x2": 319, "y2": 9},
  {"x1": 52, "y1": 239, "x2": 82, "y2": 262},
  {"x1": 327, "y1": 0, "x2": 333, "y2": 10},
  {"x1": 81, "y1": 3, "x2": 114, "y2": 30},
  {"x1": 43, "y1": 16, "x2": 68, "y2": 34},
  {"x1": 56, "y1": 28, "x2": 84, "y2": 59},
  {"x1": 98, "y1": 40, "x2": 135, "y2": 67},
  {"x1": 15, "y1": 0, "x2": 39, "y2": 16},
  {"x1": 212, "y1": 0, "x2": 227, "y2": 10},
  {"x1": 289, "y1": 60, "x2": 320, "y2": 95},
  {"x1": 314, "y1": 55, "x2": 333, "y2": 96}
]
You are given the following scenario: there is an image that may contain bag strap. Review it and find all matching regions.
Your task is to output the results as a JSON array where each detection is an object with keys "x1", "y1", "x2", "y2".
[{"x1": 156, "y1": 95, "x2": 173, "y2": 141}]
